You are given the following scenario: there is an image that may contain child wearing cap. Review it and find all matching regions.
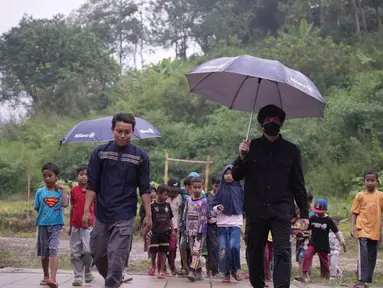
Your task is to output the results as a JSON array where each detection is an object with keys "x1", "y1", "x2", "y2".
[
  {"x1": 166, "y1": 177, "x2": 183, "y2": 275},
  {"x1": 301, "y1": 199, "x2": 346, "y2": 283}
]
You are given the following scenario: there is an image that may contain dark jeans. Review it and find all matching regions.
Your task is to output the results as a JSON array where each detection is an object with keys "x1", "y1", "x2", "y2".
[
  {"x1": 206, "y1": 223, "x2": 219, "y2": 275},
  {"x1": 247, "y1": 217, "x2": 291, "y2": 288},
  {"x1": 90, "y1": 218, "x2": 134, "y2": 288},
  {"x1": 358, "y1": 238, "x2": 378, "y2": 283}
]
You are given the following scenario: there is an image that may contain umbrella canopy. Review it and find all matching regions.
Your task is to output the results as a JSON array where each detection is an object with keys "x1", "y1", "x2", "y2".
[
  {"x1": 60, "y1": 116, "x2": 162, "y2": 146},
  {"x1": 186, "y1": 55, "x2": 326, "y2": 137}
]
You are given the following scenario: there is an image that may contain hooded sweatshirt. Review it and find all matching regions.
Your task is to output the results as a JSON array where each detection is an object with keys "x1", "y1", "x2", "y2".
[{"x1": 213, "y1": 165, "x2": 244, "y2": 228}]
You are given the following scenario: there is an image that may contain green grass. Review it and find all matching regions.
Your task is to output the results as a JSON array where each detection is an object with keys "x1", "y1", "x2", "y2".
[
  {"x1": 0, "y1": 251, "x2": 72, "y2": 270},
  {"x1": 292, "y1": 267, "x2": 383, "y2": 286},
  {"x1": 0, "y1": 249, "x2": 149, "y2": 274}
]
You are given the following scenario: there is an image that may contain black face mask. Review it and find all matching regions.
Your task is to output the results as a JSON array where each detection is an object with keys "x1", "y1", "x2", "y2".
[{"x1": 263, "y1": 122, "x2": 281, "y2": 137}]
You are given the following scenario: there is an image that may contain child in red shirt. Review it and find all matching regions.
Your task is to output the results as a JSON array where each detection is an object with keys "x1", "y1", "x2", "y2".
[{"x1": 70, "y1": 165, "x2": 95, "y2": 286}]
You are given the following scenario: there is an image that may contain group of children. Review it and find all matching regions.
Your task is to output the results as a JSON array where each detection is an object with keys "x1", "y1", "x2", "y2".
[
  {"x1": 33, "y1": 162, "x2": 383, "y2": 288},
  {"x1": 142, "y1": 166, "x2": 245, "y2": 283}
]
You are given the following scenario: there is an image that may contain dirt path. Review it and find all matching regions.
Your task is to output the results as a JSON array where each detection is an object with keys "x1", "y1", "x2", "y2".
[
  {"x1": 1, "y1": 236, "x2": 382, "y2": 271},
  {"x1": 0, "y1": 236, "x2": 148, "y2": 263}
]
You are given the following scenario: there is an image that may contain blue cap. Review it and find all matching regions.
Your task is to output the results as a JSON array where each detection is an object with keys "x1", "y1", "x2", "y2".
[
  {"x1": 312, "y1": 198, "x2": 328, "y2": 213},
  {"x1": 188, "y1": 172, "x2": 200, "y2": 177}
]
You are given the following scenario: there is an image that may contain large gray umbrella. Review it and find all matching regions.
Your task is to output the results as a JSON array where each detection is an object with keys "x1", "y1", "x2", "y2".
[{"x1": 186, "y1": 55, "x2": 326, "y2": 138}]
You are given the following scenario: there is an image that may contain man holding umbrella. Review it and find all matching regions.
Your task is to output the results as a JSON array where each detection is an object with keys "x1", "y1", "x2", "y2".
[
  {"x1": 232, "y1": 105, "x2": 309, "y2": 288},
  {"x1": 82, "y1": 112, "x2": 152, "y2": 288}
]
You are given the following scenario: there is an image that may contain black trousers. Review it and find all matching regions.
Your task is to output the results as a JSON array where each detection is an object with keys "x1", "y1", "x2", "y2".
[
  {"x1": 247, "y1": 217, "x2": 291, "y2": 288},
  {"x1": 206, "y1": 223, "x2": 219, "y2": 275},
  {"x1": 358, "y1": 237, "x2": 378, "y2": 283}
]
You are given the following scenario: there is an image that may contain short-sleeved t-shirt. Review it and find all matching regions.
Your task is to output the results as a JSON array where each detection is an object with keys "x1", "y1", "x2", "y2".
[
  {"x1": 70, "y1": 185, "x2": 94, "y2": 228},
  {"x1": 151, "y1": 201, "x2": 173, "y2": 234},
  {"x1": 34, "y1": 187, "x2": 66, "y2": 226},
  {"x1": 352, "y1": 191, "x2": 383, "y2": 240},
  {"x1": 308, "y1": 214, "x2": 338, "y2": 253},
  {"x1": 166, "y1": 194, "x2": 182, "y2": 230}
]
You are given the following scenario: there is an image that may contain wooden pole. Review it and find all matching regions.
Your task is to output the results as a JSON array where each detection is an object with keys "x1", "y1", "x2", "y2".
[
  {"x1": 164, "y1": 152, "x2": 169, "y2": 184},
  {"x1": 205, "y1": 156, "x2": 211, "y2": 192},
  {"x1": 27, "y1": 168, "x2": 31, "y2": 220},
  {"x1": 167, "y1": 157, "x2": 211, "y2": 164},
  {"x1": 27, "y1": 168, "x2": 31, "y2": 203}
]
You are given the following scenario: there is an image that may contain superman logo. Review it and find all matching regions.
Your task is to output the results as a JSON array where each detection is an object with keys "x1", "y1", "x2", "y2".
[{"x1": 44, "y1": 197, "x2": 59, "y2": 208}]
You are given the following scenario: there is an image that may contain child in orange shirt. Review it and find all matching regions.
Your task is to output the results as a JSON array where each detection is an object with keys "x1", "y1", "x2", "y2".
[{"x1": 351, "y1": 169, "x2": 383, "y2": 288}]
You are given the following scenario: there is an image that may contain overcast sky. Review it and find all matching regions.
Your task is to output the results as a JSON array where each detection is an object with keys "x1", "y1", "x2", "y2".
[{"x1": 0, "y1": 0, "x2": 199, "y2": 119}]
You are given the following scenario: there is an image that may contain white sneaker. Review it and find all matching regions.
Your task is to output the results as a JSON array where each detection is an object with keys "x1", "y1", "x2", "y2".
[{"x1": 122, "y1": 272, "x2": 133, "y2": 282}]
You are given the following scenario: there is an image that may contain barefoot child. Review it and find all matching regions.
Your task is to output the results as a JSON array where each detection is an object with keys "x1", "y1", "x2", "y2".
[
  {"x1": 35, "y1": 163, "x2": 69, "y2": 288},
  {"x1": 69, "y1": 165, "x2": 94, "y2": 286},
  {"x1": 301, "y1": 199, "x2": 346, "y2": 283},
  {"x1": 213, "y1": 165, "x2": 244, "y2": 283},
  {"x1": 147, "y1": 184, "x2": 174, "y2": 279},
  {"x1": 351, "y1": 169, "x2": 383, "y2": 288},
  {"x1": 184, "y1": 177, "x2": 208, "y2": 282}
]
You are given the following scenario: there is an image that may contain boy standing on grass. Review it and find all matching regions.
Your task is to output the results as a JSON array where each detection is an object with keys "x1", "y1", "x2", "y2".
[
  {"x1": 147, "y1": 184, "x2": 174, "y2": 279},
  {"x1": 69, "y1": 165, "x2": 94, "y2": 286},
  {"x1": 351, "y1": 169, "x2": 383, "y2": 288},
  {"x1": 301, "y1": 199, "x2": 346, "y2": 283},
  {"x1": 35, "y1": 163, "x2": 69, "y2": 288}
]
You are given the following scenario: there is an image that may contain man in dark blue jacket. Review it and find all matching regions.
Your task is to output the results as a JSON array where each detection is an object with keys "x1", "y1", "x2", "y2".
[{"x1": 83, "y1": 112, "x2": 152, "y2": 288}]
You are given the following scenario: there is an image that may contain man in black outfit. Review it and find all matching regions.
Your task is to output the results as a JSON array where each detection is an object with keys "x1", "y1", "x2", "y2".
[{"x1": 232, "y1": 105, "x2": 309, "y2": 288}]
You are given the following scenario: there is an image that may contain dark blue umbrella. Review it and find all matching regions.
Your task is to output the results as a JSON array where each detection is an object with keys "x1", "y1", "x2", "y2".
[
  {"x1": 186, "y1": 55, "x2": 326, "y2": 138},
  {"x1": 60, "y1": 116, "x2": 161, "y2": 147}
]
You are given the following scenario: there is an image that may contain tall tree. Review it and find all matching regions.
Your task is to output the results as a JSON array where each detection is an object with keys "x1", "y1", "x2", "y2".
[
  {"x1": 148, "y1": 0, "x2": 199, "y2": 59},
  {"x1": 72, "y1": 0, "x2": 142, "y2": 71},
  {"x1": 0, "y1": 15, "x2": 120, "y2": 116}
]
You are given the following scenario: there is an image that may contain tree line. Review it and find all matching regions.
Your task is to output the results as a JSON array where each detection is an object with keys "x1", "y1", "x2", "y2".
[{"x1": 0, "y1": 0, "x2": 383, "y2": 206}]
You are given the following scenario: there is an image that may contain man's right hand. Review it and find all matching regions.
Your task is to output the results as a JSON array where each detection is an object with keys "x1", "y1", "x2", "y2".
[
  {"x1": 82, "y1": 210, "x2": 92, "y2": 228},
  {"x1": 239, "y1": 139, "x2": 250, "y2": 160}
]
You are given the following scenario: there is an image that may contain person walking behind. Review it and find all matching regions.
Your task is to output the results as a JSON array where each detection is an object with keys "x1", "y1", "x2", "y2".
[
  {"x1": 301, "y1": 199, "x2": 346, "y2": 283},
  {"x1": 166, "y1": 177, "x2": 183, "y2": 275},
  {"x1": 351, "y1": 169, "x2": 383, "y2": 288},
  {"x1": 206, "y1": 174, "x2": 220, "y2": 277},
  {"x1": 147, "y1": 184, "x2": 174, "y2": 279},
  {"x1": 183, "y1": 177, "x2": 208, "y2": 282},
  {"x1": 329, "y1": 216, "x2": 343, "y2": 279},
  {"x1": 70, "y1": 165, "x2": 94, "y2": 286}
]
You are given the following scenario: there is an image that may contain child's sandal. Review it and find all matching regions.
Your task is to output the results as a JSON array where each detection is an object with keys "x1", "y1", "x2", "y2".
[
  {"x1": 231, "y1": 270, "x2": 243, "y2": 281},
  {"x1": 40, "y1": 279, "x2": 48, "y2": 286},
  {"x1": 147, "y1": 266, "x2": 155, "y2": 276},
  {"x1": 157, "y1": 272, "x2": 166, "y2": 279},
  {"x1": 46, "y1": 280, "x2": 58, "y2": 288}
]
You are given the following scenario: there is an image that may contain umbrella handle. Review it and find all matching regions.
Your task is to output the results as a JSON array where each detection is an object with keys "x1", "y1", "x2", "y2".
[
  {"x1": 58, "y1": 139, "x2": 63, "y2": 150},
  {"x1": 246, "y1": 78, "x2": 262, "y2": 140}
]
